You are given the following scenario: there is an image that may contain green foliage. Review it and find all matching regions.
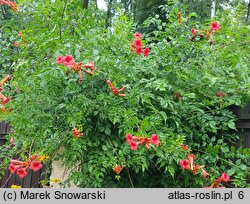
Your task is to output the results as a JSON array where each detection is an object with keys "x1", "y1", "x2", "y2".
[{"x1": 0, "y1": 0, "x2": 249, "y2": 187}]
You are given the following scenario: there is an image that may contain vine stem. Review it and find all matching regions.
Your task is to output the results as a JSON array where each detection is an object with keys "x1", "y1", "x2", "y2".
[
  {"x1": 1, "y1": 173, "x2": 12, "y2": 188},
  {"x1": 126, "y1": 169, "x2": 134, "y2": 188},
  {"x1": 28, "y1": 139, "x2": 34, "y2": 157}
]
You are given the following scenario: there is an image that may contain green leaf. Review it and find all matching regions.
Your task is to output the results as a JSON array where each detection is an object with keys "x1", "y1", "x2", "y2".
[
  {"x1": 228, "y1": 121, "x2": 236, "y2": 130},
  {"x1": 102, "y1": 145, "x2": 108, "y2": 151}
]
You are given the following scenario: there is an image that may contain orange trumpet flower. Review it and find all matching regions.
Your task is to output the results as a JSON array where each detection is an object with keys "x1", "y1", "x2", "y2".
[
  {"x1": 0, "y1": 74, "x2": 11, "y2": 86},
  {"x1": 107, "y1": 80, "x2": 127, "y2": 97},
  {"x1": 0, "y1": 0, "x2": 18, "y2": 12}
]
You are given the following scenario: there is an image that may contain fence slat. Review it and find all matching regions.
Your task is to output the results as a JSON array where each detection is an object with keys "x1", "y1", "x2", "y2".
[{"x1": 0, "y1": 122, "x2": 7, "y2": 135}]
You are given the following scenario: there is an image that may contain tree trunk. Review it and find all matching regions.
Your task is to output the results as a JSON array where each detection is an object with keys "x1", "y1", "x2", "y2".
[
  {"x1": 211, "y1": 0, "x2": 216, "y2": 19},
  {"x1": 106, "y1": 0, "x2": 113, "y2": 28},
  {"x1": 83, "y1": 0, "x2": 89, "y2": 9},
  {"x1": 94, "y1": 0, "x2": 98, "y2": 9},
  {"x1": 123, "y1": 0, "x2": 131, "y2": 13},
  {"x1": 246, "y1": 1, "x2": 250, "y2": 21}
]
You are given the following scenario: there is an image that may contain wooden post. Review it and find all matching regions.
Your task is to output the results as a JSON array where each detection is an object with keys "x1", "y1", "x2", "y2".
[{"x1": 211, "y1": 0, "x2": 216, "y2": 19}]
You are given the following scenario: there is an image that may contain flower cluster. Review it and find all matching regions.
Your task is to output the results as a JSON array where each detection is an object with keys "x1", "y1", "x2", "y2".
[
  {"x1": 180, "y1": 154, "x2": 209, "y2": 177},
  {"x1": 9, "y1": 155, "x2": 43, "y2": 179},
  {"x1": 131, "y1": 32, "x2": 150, "y2": 57},
  {"x1": 72, "y1": 127, "x2": 84, "y2": 138},
  {"x1": 180, "y1": 150, "x2": 231, "y2": 188},
  {"x1": 126, "y1": 133, "x2": 160, "y2": 150},
  {"x1": 106, "y1": 80, "x2": 127, "y2": 97},
  {"x1": 191, "y1": 22, "x2": 221, "y2": 45},
  {"x1": 207, "y1": 173, "x2": 230, "y2": 188},
  {"x1": 0, "y1": 75, "x2": 11, "y2": 112},
  {"x1": 56, "y1": 55, "x2": 97, "y2": 83},
  {"x1": 0, "y1": 0, "x2": 18, "y2": 12},
  {"x1": 113, "y1": 165, "x2": 123, "y2": 175}
]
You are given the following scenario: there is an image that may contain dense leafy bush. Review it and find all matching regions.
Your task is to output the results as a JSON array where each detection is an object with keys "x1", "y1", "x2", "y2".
[{"x1": 0, "y1": 0, "x2": 249, "y2": 187}]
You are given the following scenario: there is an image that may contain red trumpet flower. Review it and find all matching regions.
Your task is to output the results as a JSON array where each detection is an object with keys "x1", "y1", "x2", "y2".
[
  {"x1": 181, "y1": 144, "x2": 188, "y2": 151},
  {"x1": 189, "y1": 164, "x2": 199, "y2": 175},
  {"x1": 9, "y1": 163, "x2": 17, "y2": 174},
  {"x1": 180, "y1": 159, "x2": 189, "y2": 170},
  {"x1": 9, "y1": 137, "x2": 15, "y2": 147},
  {"x1": 131, "y1": 32, "x2": 150, "y2": 57},
  {"x1": 220, "y1": 172, "x2": 230, "y2": 182},
  {"x1": 56, "y1": 56, "x2": 98, "y2": 83},
  {"x1": 84, "y1": 70, "x2": 94, "y2": 76},
  {"x1": 150, "y1": 134, "x2": 161, "y2": 146},
  {"x1": 191, "y1": 28, "x2": 199, "y2": 36},
  {"x1": 30, "y1": 161, "x2": 43, "y2": 172},
  {"x1": 0, "y1": 0, "x2": 18, "y2": 12},
  {"x1": 9, "y1": 156, "x2": 44, "y2": 179},
  {"x1": 68, "y1": 62, "x2": 83, "y2": 83},
  {"x1": 69, "y1": 62, "x2": 82, "y2": 72},
  {"x1": 208, "y1": 172, "x2": 230, "y2": 188},
  {"x1": 125, "y1": 133, "x2": 160, "y2": 150},
  {"x1": 180, "y1": 153, "x2": 200, "y2": 174},
  {"x1": 133, "y1": 38, "x2": 142, "y2": 48},
  {"x1": 188, "y1": 154, "x2": 196, "y2": 171},
  {"x1": 0, "y1": 93, "x2": 11, "y2": 105},
  {"x1": 83, "y1": 61, "x2": 97, "y2": 77},
  {"x1": 190, "y1": 22, "x2": 221, "y2": 45},
  {"x1": 56, "y1": 55, "x2": 74, "y2": 66},
  {"x1": 178, "y1": 11, "x2": 181, "y2": 23},
  {"x1": 83, "y1": 61, "x2": 97, "y2": 71},
  {"x1": 107, "y1": 80, "x2": 127, "y2": 97},
  {"x1": 72, "y1": 128, "x2": 84, "y2": 138},
  {"x1": 134, "y1": 32, "x2": 142, "y2": 39},
  {"x1": 200, "y1": 166, "x2": 209, "y2": 178},
  {"x1": 210, "y1": 22, "x2": 221, "y2": 32},
  {"x1": 17, "y1": 168, "x2": 28, "y2": 179},
  {"x1": 0, "y1": 75, "x2": 11, "y2": 86},
  {"x1": 142, "y1": 47, "x2": 150, "y2": 57}
]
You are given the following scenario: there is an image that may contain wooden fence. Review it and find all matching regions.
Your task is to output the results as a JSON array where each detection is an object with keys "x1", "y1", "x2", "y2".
[
  {"x1": 231, "y1": 103, "x2": 250, "y2": 148},
  {"x1": 0, "y1": 121, "x2": 45, "y2": 188}
]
